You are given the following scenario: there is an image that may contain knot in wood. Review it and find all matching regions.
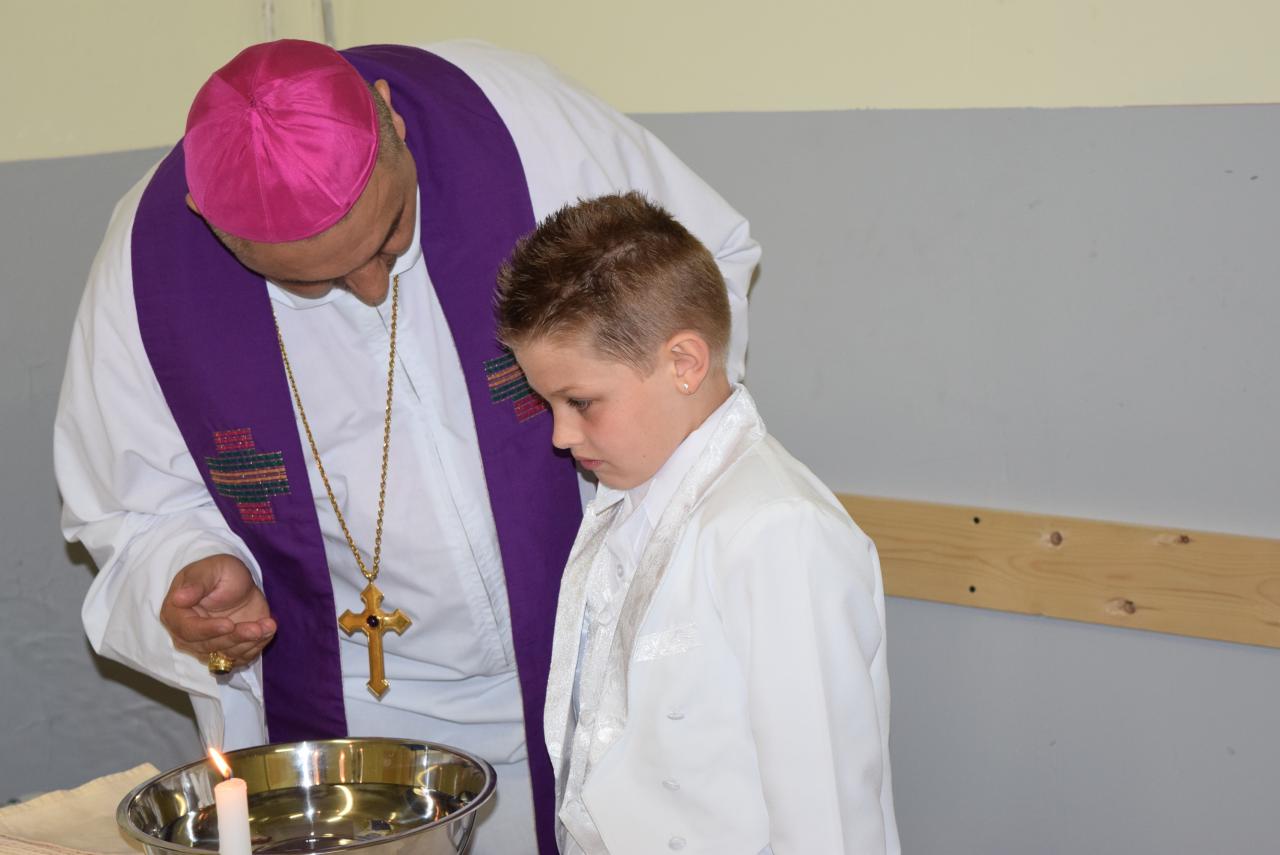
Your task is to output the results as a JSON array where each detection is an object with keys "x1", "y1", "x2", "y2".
[{"x1": 1106, "y1": 597, "x2": 1138, "y2": 616}]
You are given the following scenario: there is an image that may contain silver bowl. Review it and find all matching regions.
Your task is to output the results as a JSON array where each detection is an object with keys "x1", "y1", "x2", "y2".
[{"x1": 116, "y1": 738, "x2": 495, "y2": 854}]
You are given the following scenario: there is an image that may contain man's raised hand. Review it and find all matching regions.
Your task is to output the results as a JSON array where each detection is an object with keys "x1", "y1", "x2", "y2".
[{"x1": 160, "y1": 553, "x2": 277, "y2": 671}]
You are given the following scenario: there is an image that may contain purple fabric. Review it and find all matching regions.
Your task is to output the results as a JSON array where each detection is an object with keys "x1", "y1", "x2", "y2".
[
  {"x1": 133, "y1": 147, "x2": 348, "y2": 742},
  {"x1": 133, "y1": 45, "x2": 580, "y2": 853},
  {"x1": 346, "y1": 46, "x2": 581, "y2": 853}
]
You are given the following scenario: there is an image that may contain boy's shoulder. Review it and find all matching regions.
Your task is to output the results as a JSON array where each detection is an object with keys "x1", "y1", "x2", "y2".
[{"x1": 694, "y1": 430, "x2": 870, "y2": 548}]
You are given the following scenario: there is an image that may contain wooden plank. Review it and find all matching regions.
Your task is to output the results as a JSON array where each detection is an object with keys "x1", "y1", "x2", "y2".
[{"x1": 836, "y1": 494, "x2": 1280, "y2": 649}]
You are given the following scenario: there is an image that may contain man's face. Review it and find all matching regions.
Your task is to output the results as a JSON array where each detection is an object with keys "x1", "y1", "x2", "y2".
[
  {"x1": 515, "y1": 337, "x2": 689, "y2": 490},
  {"x1": 229, "y1": 148, "x2": 418, "y2": 307}
]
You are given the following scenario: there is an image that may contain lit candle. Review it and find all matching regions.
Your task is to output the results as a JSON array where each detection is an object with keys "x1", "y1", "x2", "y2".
[{"x1": 208, "y1": 748, "x2": 252, "y2": 855}]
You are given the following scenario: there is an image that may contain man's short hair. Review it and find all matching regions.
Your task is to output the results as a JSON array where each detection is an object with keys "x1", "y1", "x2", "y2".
[
  {"x1": 367, "y1": 83, "x2": 403, "y2": 165},
  {"x1": 496, "y1": 192, "x2": 729, "y2": 373}
]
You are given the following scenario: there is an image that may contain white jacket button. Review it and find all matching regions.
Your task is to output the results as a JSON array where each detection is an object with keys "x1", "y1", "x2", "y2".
[
  {"x1": 666, "y1": 710, "x2": 685, "y2": 720},
  {"x1": 662, "y1": 778, "x2": 681, "y2": 791},
  {"x1": 668, "y1": 836, "x2": 686, "y2": 850}
]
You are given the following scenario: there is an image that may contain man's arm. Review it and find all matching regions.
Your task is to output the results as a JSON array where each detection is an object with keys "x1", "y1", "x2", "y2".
[
  {"x1": 54, "y1": 174, "x2": 273, "y2": 696},
  {"x1": 429, "y1": 40, "x2": 761, "y2": 381}
]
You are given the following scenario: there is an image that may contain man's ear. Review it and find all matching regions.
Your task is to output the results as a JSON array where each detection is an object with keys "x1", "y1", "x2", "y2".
[
  {"x1": 374, "y1": 79, "x2": 408, "y2": 142},
  {"x1": 667, "y1": 331, "x2": 712, "y2": 395}
]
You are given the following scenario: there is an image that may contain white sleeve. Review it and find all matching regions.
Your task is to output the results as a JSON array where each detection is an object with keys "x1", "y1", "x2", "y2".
[
  {"x1": 426, "y1": 40, "x2": 761, "y2": 382},
  {"x1": 53, "y1": 173, "x2": 265, "y2": 718},
  {"x1": 715, "y1": 499, "x2": 896, "y2": 855}
]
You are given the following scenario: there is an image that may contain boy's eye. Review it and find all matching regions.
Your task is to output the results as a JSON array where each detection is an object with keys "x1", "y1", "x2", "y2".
[{"x1": 566, "y1": 398, "x2": 591, "y2": 412}]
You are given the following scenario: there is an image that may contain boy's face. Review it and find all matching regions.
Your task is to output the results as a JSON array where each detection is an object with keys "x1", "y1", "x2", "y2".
[{"x1": 514, "y1": 337, "x2": 692, "y2": 490}]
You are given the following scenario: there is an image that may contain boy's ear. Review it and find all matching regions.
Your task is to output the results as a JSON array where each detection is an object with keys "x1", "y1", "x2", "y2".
[{"x1": 666, "y1": 331, "x2": 711, "y2": 395}]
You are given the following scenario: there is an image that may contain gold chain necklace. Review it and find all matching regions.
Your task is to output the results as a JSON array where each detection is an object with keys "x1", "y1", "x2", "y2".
[{"x1": 273, "y1": 274, "x2": 412, "y2": 699}]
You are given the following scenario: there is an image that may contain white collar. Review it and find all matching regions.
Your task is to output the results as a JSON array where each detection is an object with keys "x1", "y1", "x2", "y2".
[
  {"x1": 265, "y1": 187, "x2": 424, "y2": 310},
  {"x1": 587, "y1": 385, "x2": 740, "y2": 586},
  {"x1": 591, "y1": 384, "x2": 742, "y2": 527}
]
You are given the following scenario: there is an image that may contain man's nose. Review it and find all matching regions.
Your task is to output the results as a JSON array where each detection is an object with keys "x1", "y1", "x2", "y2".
[{"x1": 344, "y1": 259, "x2": 392, "y2": 306}]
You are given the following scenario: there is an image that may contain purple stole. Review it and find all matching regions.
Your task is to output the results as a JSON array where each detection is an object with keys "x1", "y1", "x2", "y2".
[{"x1": 132, "y1": 45, "x2": 579, "y2": 853}]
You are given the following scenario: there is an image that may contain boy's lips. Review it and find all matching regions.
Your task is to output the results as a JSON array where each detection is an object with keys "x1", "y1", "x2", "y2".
[{"x1": 575, "y1": 457, "x2": 602, "y2": 470}]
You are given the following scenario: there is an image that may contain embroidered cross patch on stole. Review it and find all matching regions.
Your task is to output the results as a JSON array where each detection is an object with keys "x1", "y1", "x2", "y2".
[
  {"x1": 484, "y1": 352, "x2": 547, "y2": 422},
  {"x1": 205, "y1": 428, "x2": 291, "y2": 523}
]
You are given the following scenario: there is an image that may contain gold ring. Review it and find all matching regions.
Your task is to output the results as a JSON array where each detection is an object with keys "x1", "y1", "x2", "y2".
[{"x1": 207, "y1": 651, "x2": 233, "y2": 675}]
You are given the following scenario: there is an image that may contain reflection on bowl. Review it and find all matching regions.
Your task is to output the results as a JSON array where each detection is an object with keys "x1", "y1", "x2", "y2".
[{"x1": 117, "y1": 738, "x2": 494, "y2": 854}]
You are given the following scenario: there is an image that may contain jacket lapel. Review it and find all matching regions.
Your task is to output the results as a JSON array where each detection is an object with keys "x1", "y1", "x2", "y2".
[
  {"x1": 591, "y1": 388, "x2": 766, "y2": 767},
  {"x1": 544, "y1": 498, "x2": 622, "y2": 784}
]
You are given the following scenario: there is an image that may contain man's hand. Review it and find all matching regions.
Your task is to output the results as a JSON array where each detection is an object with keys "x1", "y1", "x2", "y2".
[{"x1": 161, "y1": 553, "x2": 277, "y2": 671}]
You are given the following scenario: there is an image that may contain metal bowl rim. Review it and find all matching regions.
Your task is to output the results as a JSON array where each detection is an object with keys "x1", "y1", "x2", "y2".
[{"x1": 115, "y1": 737, "x2": 497, "y2": 854}]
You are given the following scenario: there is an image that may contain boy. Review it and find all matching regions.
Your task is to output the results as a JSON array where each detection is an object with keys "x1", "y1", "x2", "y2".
[{"x1": 496, "y1": 193, "x2": 899, "y2": 855}]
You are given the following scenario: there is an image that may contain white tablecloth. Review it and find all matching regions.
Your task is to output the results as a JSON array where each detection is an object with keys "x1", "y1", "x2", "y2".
[{"x1": 0, "y1": 765, "x2": 158, "y2": 854}]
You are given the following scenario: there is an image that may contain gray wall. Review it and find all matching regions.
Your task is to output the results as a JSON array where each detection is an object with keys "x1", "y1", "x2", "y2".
[
  {"x1": 4, "y1": 104, "x2": 1278, "y2": 852},
  {"x1": 0, "y1": 148, "x2": 198, "y2": 791},
  {"x1": 639, "y1": 106, "x2": 1280, "y2": 854}
]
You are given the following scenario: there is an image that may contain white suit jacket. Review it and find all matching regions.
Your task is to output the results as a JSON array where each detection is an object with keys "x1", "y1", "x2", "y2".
[{"x1": 545, "y1": 389, "x2": 900, "y2": 855}]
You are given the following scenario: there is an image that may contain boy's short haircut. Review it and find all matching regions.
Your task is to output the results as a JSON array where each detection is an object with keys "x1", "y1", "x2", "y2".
[{"x1": 496, "y1": 192, "x2": 730, "y2": 373}]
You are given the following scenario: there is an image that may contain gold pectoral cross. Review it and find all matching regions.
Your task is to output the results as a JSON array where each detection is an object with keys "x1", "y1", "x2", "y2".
[{"x1": 338, "y1": 582, "x2": 412, "y2": 698}]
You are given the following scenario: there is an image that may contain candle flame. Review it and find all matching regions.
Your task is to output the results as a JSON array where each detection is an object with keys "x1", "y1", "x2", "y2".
[{"x1": 208, "y1": 747, "x2": 232, "y2": 779}]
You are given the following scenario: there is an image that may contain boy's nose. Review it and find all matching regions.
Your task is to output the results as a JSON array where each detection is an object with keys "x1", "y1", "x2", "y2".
[{"x1": 551, "y1": 414, "x2": 581, "y2": 450}]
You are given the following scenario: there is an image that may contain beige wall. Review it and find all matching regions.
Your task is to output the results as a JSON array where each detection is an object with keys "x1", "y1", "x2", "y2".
[{"x1": 4, "y1": 0, "x2": 1279, "y2": 162}]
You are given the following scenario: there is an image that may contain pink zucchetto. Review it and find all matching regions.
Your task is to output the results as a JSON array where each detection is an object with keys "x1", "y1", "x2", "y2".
[{"x1": 183, "y1": 39, "x2": 379, "y2": 244}]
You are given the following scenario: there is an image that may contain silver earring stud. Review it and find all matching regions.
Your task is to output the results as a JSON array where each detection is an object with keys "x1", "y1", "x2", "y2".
[{"x1": 682, "y1": 382, "x2": 690, "y2": 392}]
